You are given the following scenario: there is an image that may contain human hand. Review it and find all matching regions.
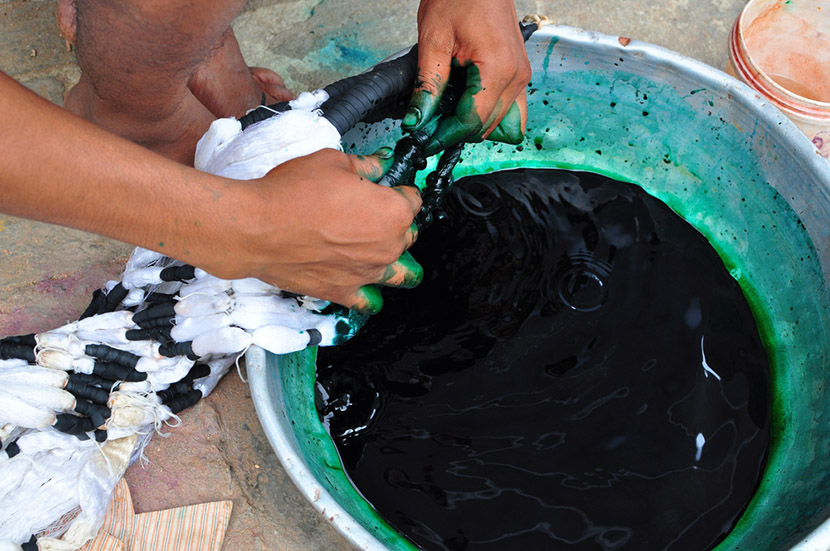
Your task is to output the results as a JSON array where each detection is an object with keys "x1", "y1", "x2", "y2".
[
  {"x1": 213, "y1": 148, "x2": 423, "y2": 314},
  {"x1": 2, "y1": 70, "x2": 420, "y2": 316},
  {"x1": 404, "y1": 0, "x2": 532, "y2": 154}
]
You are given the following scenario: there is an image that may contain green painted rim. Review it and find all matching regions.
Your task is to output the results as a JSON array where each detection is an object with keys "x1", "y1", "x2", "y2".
[
  {"x1": 277, "y1": 346, "x2": 421, "y2": 550},
  {"x1": 266, "y1": 27, "x2": 830, "y2": 551}
]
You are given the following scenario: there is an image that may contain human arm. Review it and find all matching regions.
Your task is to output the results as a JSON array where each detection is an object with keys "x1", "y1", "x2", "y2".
[
  {"x1": 403, "y1": 0, "x2": 532, "y2": 154},
  {"x1": 0, "y1": 72, "x2": 421, "y2": 311}
]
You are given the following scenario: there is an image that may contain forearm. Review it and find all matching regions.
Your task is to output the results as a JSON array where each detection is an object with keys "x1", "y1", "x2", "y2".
[
  {"x1": 0, "y1": 72, "x2": 246, "y2": 272},
  {"x1": 0, "y1": 73, "x2": 423, "y2": 310}
]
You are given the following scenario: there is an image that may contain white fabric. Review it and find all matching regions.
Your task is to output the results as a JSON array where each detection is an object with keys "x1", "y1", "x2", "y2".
[
  {"x1": 0, "y1": 89, "x2": 365, "y2": 549},
  {"x1": 194, "y1": 90, "x2": 341, "y2": 180}
]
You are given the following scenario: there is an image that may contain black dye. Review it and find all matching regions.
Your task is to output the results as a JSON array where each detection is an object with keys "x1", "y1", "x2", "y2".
[{"x1": 316, "y1": 169, "x2": 770, "y2": 551}]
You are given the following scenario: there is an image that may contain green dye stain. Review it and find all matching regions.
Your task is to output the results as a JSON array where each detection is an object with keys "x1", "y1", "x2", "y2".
[
  {"x1": 448, "y1": 66, "x2": 830, "y2": 551},
  {"x1": 304, "y1": 31, "x2": 385, "y2": 74},
  {"x1": 542, "y1": 36, "x2": 559, "y2": 74},
  {"x1": 285, "y1": 54, "x2": 830, "y2": 551}
]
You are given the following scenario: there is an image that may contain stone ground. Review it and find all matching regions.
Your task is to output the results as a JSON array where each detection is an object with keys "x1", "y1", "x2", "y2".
[{"x1": 0, "y1": 0, "x2": 746, "y2": 549}]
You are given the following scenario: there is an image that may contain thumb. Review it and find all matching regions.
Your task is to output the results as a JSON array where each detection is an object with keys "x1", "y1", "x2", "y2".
[
  {"x1": 348, "y1": 285, "x2": 384, "y2": 315},
  {"x1": 349, "y1": 147, "x2": 396, "y2": 183},
  {"x1": 403, "y1": 47, "x2": 452, "y2": 131}
]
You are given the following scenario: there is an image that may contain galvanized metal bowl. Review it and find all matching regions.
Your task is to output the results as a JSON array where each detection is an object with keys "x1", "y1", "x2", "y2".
[{"x1": 248, "y1": 24, "x2": 830, "y2": 551}]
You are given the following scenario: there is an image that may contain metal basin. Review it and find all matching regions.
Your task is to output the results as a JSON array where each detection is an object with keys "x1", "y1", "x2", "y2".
[{"x1": 248, "y1": 24, "x2": 830, "y2": 551}]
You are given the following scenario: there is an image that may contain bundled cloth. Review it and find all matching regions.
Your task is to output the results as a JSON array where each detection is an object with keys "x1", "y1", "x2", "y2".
[
  {"x1": 0, "y1": 16, "x2": 550, "y2": 543},
  {"x1": 0, "y1": 91, "x2": 364, "y2": 550}
]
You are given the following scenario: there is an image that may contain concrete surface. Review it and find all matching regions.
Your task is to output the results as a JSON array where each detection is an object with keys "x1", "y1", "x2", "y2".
[{"x1": 0, "y1": 0, "x2": 747, "y2": 549}]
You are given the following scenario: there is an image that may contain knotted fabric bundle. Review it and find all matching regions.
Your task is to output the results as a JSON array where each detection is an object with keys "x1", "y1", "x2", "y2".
[{"x1": 0, "y1": 90, "x2": 362, "y2": 550}]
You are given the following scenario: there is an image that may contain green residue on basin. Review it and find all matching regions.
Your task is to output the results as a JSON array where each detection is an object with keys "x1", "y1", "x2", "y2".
[
  {"x1": 451, "y1": 64, "x2": 830, "y2": 551},
  {"x1": 541, "y1": 35, "x2": 559, "y2": 74},
  {"x1": 279, "y1": 41, "x2": 830, "y2": 551},
  {"x1": 278, "y1": 347, "x2": 420, "y2": 551}
]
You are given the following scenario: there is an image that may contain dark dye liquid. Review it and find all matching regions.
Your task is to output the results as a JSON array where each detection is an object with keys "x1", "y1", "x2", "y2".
[{"x1": 315, "y1": 168, "x2": 770, "y2": 551}]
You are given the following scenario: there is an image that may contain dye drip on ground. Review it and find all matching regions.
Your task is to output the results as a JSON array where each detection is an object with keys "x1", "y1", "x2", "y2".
[{"x1": 315, "y1": 168, "x2": 770, "y2": 551}]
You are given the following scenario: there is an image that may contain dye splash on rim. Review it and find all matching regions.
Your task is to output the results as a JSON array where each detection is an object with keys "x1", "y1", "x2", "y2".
[{"x1": 249, "y1": 24, "x2": 830, "y2": 551}]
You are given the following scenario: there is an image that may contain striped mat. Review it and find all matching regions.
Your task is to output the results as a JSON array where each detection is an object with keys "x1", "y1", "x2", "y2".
[{"x1": 81, "y1": 479, "x2": 232, "y2": 551}]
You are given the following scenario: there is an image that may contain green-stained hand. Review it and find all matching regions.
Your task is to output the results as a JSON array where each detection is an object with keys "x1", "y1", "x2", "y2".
[
  {"x1": 253, "y1": 148, "x2": 424, "y2": 315},
  {"x1": 403, "y1": 0, "x2": 532, "y2": 154},
  {"x1": 0, "y1": 71, "x2": 421, "y2": 318},
  {"x1": 350, "y1": 147, "x2": 423, "y2": 314}
]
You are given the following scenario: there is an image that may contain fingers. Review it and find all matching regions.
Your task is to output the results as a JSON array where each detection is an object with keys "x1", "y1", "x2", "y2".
[
  {"x1": 349, "y1": 147, "x2": 395, "y2": 183},
  {"x1": 404, "y1": 42, "x2": 453, "y2": 132},
  {"x1": 485, "y1": 93, "x2": 527, "y2": 145},
  {"x1": 270, "y1": 148, "x2": 425, "y2": 315},
  {"x1": 347, "y1": 250, "x2": 424, "y2": 315},
  {"x1": 425, "y1": 56, "x2": 530, "y2": 154},
  {"x1": 343, "y1": 164, "x2": 423, "y2": 316},
  {"x1": 482, "y1": 81, "x2": 528, "y2": 141},
  {"x1": 425, "y1": 63, "x2": 489, "y2": 154},
  {"x1": 249, "y1": 67, "x2": 295, "y2": 103},
  {"x1": 405, "y1": 222, "x2": 419, "y2": 250},
  {"x1": 349, "y1": 285, "x2": 384, "y2": 315},
  {"x1": 408, "y1": 0, "x2": 532, "y2": 155},
  {"x1": 347, "y1": 150, "x2": 424, "y2": 220},
  {"x1": 378, "y1": 251, "x2": 424, "y2": 288}
]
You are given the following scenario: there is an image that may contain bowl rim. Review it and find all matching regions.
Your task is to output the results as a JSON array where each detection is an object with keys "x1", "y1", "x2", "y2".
[{"x1": 248, "y1": 23, "x2": 830, "y2": 551}]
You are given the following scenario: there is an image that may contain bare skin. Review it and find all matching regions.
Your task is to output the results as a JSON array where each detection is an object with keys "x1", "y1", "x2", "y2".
[
  {"x1": 0, "y1": 73, "x2": 420, "y2": 312},
  {"x1": 44, "y1": 0, "x2": 528, "y2": 310},
  {"x1": 404, "y1": 0, "x2": 531, "y2": 152},
  {"x1": 59, "y1": 0, "x2": 530, "y2": 164},
  {"x1": 59, "y1": 0, "x2": 293, "y2": 165}
]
